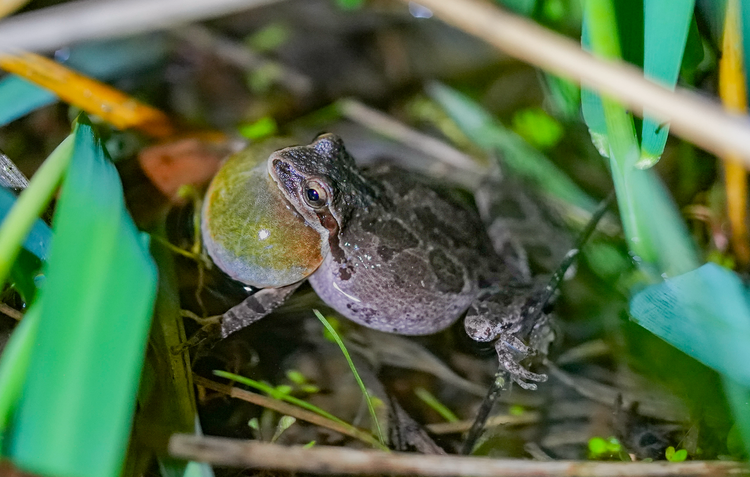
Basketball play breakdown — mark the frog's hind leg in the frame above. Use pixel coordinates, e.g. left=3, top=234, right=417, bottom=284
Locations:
left=475, top=173, right=573, bottom=279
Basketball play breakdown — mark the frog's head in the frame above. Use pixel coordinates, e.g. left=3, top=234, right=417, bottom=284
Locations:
left=269, top=133, right=376, bottom=238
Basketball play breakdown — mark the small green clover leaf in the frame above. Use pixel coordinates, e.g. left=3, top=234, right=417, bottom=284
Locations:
left=588, top=436, right=623, bottom=459
left=665, top=446, right=688, bottom=462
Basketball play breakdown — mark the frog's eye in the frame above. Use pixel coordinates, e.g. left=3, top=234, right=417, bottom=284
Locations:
left=303, top=179, right=329, bottom=208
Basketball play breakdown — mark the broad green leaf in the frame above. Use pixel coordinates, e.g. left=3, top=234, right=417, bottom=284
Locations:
left=0, top=76, right=56, bottom=127
left=8, top=116, right=157, bottom=477
left=639, top=0, right=695, bottom=167
left=630, top=263, right=750, bottom=387
left=427, top=82, right=598, bottom=215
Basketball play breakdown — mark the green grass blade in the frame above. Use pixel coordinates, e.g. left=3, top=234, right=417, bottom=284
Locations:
left=0, top=135, right=73, bottom=285
left=584, top=0, right=699, bottom=276
left=8, top=116, right=158, bottom=477
left=313, top=310, right=386, bottom=446
left=427, top=82, right=598, bottom=215
left=213, top=370, right=349, bottom=427
left=581, top=0, right=642, bottom=157
left=414, top=387, right=459, bottom=423
left=639, top=0, right=695, bottom=167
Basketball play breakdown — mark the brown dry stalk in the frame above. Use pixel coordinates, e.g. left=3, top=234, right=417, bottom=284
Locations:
left=401, top=0, right=750, bottom=168
left=719, top=0, right=750, bottom=266
left=168, top=434, right=749, bottom=477
left=0, top=51, right=176, bottom=138
left=0, top=0, right=30, bottom=20
left=338, top=98, right=484, bottom=173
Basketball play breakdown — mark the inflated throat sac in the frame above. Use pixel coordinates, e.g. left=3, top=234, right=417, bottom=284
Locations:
left=202, top=143, right=325, bottom=288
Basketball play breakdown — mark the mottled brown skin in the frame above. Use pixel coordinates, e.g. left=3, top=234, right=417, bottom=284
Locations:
left=209, top=134, right=554, bottom=389
left=304, top=163, right=505, bottom=335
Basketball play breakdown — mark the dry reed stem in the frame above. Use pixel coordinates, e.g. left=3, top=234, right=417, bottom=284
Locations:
left=401, top=0, right=750, bottom=168
left=168, top=434, right=750, bottom=477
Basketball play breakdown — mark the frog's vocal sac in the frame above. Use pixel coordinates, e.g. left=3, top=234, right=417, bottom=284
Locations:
left=202, top=133, right=550, bottom=389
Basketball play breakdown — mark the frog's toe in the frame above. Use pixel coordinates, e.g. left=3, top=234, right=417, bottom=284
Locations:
left=495, top=340, right=547, bottom=391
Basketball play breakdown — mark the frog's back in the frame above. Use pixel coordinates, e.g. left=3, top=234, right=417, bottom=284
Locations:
left=308, top=164, right=505, bottom=335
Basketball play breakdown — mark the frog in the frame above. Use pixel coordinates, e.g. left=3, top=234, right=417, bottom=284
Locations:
left=201, top=133, right=560, bottom=389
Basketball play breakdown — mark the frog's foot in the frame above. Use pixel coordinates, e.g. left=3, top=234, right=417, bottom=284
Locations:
left=495, top=335, right=547, bottom=390
left=463, top=294, right=525, bottom=343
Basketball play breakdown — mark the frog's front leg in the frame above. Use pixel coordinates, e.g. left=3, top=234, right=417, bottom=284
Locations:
left=177, top=282, right=303, bottom=354
left=464, top=285, right=552, bottom=390
left=221, top=282, right=302, bottom=337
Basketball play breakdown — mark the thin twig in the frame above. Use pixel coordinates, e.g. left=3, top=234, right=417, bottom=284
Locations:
left=168, top=434, right=749, bottom=476
left=338, top=98, right=485, bottom=173
left=461, top=371, right=509, bottom=454
left=0, top=0, right=286, bottom=52
left=192, top=374, right=383, bottom=448
left=402, top=0, right=750, bottom=168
